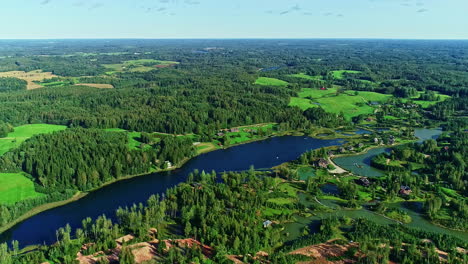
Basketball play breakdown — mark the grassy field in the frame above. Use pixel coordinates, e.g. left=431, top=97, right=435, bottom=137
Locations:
left=103, top=59, right=179, bottom=74
left=298, top=87, right=337, bottom=98
left=289, top=88, right=391, bottom=119
left=221, top=123, right=276, bottom=145
left=332, top=70, right=361, bottom=79
left=289, top=97, right=318, bottom=111
left=104, top=129, right=151, bottom=150
left=0, top=124, right=67, bottom=155
left=0, top=70, right=58, bottom=90
left=288, top=73, right=323, bottom=80
left=255, top=77, right=289, bottom=86
left=0, top=173, right=45, bottom=205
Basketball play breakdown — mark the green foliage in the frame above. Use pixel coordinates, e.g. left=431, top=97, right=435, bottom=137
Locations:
left=0, top=124, right=67, bottom=156
left=0, top=77, right=27, bottom=92
left=255, top=77, right=289, bottom=86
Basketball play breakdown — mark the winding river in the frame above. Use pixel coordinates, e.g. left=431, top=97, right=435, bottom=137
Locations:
left=285, top=127, right=468, bottom=242
left=0, top=136, right=344, bottom=246
left=333, top=128, right=443, bottom=177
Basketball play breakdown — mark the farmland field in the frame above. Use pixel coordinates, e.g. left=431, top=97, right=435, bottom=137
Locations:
left=0, top=124, right=67, bottom=155
left=103, top=59, right=179, bottom=74
left=289, top=88, right=391, bottom=119
left=255, top=77, right=289, bottom=86
left=0, top=70, right=58, bottom=90
left=0, top=173, right=45, bottom=205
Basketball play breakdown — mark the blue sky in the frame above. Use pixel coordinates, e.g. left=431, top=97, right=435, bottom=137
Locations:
left=1, top=0, right=467, bottom=39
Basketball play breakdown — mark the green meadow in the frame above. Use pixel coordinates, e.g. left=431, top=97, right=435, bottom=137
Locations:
left=332, top=70, right=361, bottom=79
left=289, top=88, right=391, bottom=120
left=221, top=123, right=276, bottom=145
left=104, top=129, right=154, bottom=150
left=0, top=173, right=45, bottom=205
left=0, top=124, right=67, bottom=156
left=288, top=73, right=323, bottom=80
left=413, top=93, right=451, bottom=108
left=255, top=77, right=289, bottom=86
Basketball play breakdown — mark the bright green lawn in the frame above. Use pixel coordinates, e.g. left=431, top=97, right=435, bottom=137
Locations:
left=0, top=173, right=45, bottom=205
left=402, top=92, right=451, bottom=108
left=288, top=73, right=323, bottom=80
left=222, top=123, right=276, bottom=145
left=0, top=124, right=67, bottom=156
left=298, top=87, right=338, bottom=99
left=332, top=70, right=361, bottom=79
left=289, top=88, right=391, bottom=119
left=255, top=77, right=289, bottom=86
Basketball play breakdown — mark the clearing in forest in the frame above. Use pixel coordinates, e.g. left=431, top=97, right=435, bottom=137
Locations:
left=0, top=173, right=45, bottom=205
left=0, top=124, right=67, bottom=155
left=0, top=70, right=58, bottom=90
left=255, top=77, right=289, bottom=86
left=288, top=73, right=323, bottom=80
left=332, top=70, right=361, bottom=79
left=75, top=83, right=114, bottom=89
left=289, top=88, right=391, bottom=119
left=102, top=59, right=179, bottom=75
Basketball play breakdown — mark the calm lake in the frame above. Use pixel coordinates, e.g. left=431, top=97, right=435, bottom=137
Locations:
left=0, top=136, right=344, bottom=246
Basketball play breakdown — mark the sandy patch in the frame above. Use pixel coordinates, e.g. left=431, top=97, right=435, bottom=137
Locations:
left=290, top=239, right=360, bottom=264
left=328, top=158, right=348, bottom=174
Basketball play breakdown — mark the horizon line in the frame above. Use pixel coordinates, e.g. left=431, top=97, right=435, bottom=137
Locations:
left=0, top=37, right=468, bottom=41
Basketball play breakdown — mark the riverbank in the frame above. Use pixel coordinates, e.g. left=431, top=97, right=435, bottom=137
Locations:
left=0, top=131, right=296, bottom=236
left=0, top=192, right=87, bottom=234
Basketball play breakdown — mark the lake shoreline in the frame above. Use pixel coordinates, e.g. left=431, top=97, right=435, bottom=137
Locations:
left=0, top=130, right=299, bottom=236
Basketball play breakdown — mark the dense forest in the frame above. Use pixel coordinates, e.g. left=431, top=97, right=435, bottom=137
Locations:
left=1, top=171, right=466, bottom=263
left=0, top=39, right=467, bottom=263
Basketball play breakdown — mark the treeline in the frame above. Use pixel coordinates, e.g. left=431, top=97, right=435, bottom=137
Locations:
left=0, top=129, right=156, bottom=191
left=0, top=69, right=310, bottom=134
left=348, top=219, right=467, bottom=264
left=0, top=121, right=14, bottom=137
left=0, top=78, right=26, bottom=92
left=2, top=171, right=467, bottom=264
left=0, top=129, right=196, bottom=231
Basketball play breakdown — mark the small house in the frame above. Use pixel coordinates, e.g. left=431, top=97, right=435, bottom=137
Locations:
left=357, top=177, right=371, bottom=187
left=217, top=132, right=225, bottom=137
left=339, top=147, right=346, bottom=153
left=399, top=186, right=412, bottom=196
left=374, top=138, right=379, bottom=144
left=315, top=158, right=329, bottom=168
left=263, top=220, right=273, bottom=228
left=320, top=87, right=327, bottom=90
left=358, top=143, right=364, bottom=148
left=230, top=128, right=240, bottom=133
